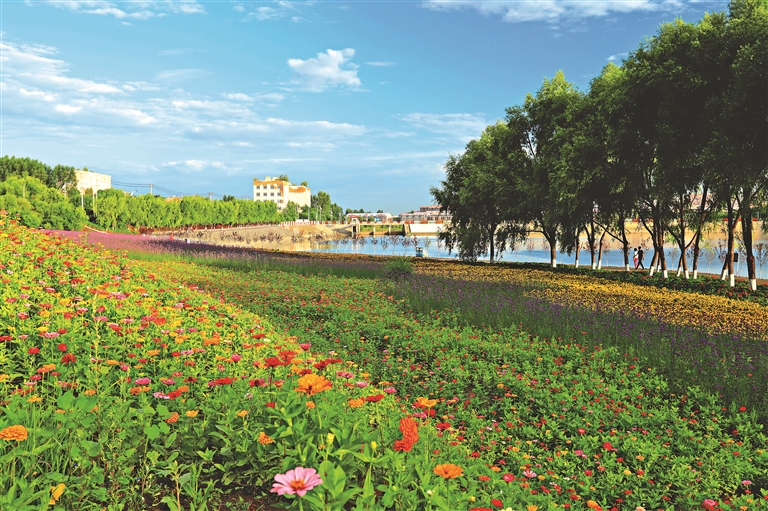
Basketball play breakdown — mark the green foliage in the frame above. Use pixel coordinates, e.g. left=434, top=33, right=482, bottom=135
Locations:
left=437, top=3, right=767, bottom=285
left=0, top=155, right=77, bottom=190
left=0, top=175, right=87, bottom=230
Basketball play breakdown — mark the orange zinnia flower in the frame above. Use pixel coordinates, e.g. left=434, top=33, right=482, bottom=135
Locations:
left=0, top=424, right=28, bottom=441
left=348, top=398, right=365, bottom=408
left=165, top=412, right=180, bottom=423
left=433, top=463, right=463, bottom=479
left=393, top=417, right=419, bottom=452
left=295, top=373, right=332, bottom=396
left=258, top=431, right=275, bottom=444
left=415, top=397, right=437, bottom=409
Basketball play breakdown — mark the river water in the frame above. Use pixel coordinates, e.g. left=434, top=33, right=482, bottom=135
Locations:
left=292, top=236, right=764, bottom=279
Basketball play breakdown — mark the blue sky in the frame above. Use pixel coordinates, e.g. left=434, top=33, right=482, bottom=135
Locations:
left=2, top=0, right=727, bottom=214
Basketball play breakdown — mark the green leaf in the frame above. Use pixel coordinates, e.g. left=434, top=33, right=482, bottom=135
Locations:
left=57, top=391, right=75, bottom=410
left=84, top=440, right=101, bottom=457
left=144, top=424, right=160, bottom=440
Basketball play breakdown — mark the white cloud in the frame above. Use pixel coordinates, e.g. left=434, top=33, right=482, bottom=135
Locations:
left=248, top=7, right=282, bottom=20
left=243, top=0, right=303, bottom=21
left=365, top=61, right=395, bottom=67
left=288, top=48, right=361, bottom=92
left=1, top=41, right=124, bottom=95
left=19, top=88, right=56, bottom=102
left=233, top=4, right=245, bottom=12
left=55, top=104, right=82, bottom=114
left=222, top=92, right=286, bottom=104
left=155, top=69, right=209, bottom=82
left=36, top=0, right=202, bottom=19
left=421, top=0, right=682, bottom=23
left=607, top=52, right=629, bottom=62
left=399, top=112, right=490, bottom=143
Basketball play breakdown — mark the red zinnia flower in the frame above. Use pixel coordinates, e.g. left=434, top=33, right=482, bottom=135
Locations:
left=57, top=343, right=67, bottom=352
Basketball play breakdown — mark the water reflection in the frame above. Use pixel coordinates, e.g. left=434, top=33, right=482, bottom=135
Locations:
left=283, top=235, right=764, bottom=278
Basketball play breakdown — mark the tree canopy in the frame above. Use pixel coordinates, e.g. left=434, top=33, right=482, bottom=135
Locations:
left=431, top=0, right=767, bottom=289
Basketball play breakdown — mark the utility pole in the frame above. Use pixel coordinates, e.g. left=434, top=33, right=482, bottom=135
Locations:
left=208, top=192, right=213, bottom=201
left=149, top=183, right=153, bottom=196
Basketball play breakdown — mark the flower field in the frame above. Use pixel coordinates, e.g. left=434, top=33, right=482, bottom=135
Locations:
left=2, top=218, right=768, bottom=511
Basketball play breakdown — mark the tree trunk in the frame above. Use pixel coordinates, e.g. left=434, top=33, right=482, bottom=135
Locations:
left=574, top=232, right=581, bottom=269
left=739, top=199, right=757, bottom=291
left=551, top=243, right=557, bottom=268
left=725, top=200, right=736, bottom=287
left=586, top=219, right=597, bottom=269
left=692, top=231, right=701, bottom=279
left=691, top=184, right=709, bottom=279
left=656, top=209, right=668, bottom=279
left=649, top=251, right=658, bottom=276
left=641, top=217, right=657, bottom=277
left=597, top=231, right=607, bottom=270
left=621, top=219, right=631, bottom=272
left=489, top=225, right=496, bottom=263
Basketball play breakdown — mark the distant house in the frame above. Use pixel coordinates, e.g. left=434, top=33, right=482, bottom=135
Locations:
left=399, top=205, right=451, bottom=223
left=346, top=212, right=393, bottom=223
left=74, top=170, right=111, bottom=193
left=252, top=176, right=311, bottom=211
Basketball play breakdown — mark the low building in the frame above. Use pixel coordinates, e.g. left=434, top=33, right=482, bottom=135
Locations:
left=253, top=176, right=311, bottom=211
left=399, top=205, right=451, bottom=223
left=346, top=212, right=393, bottom=223
left=74, top=170, right=111, bottom=193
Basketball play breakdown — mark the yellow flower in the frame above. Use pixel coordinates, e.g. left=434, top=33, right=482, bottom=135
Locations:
left=236, top=409, right=248, bottom=418
left=84, top=389, right=97, bottom=396
left=528, top=506, right=539, bottom=511
left=27, top=396, right=43, bottom=403
left=185, top=410, right=199, bottom=417
left=49, top=483, right=65, bottom=505
left=0, top=425, right=28, bottom=441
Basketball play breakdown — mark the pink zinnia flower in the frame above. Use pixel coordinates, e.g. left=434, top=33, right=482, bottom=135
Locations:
left=271, top=467, right=323, bottom=497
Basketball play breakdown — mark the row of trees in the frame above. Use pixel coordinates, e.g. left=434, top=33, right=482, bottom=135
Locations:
left=0, top=156, right=78, bottom=191
left=0, top=158, right=358, bottom=230
left=0, top=176, right=88, bottom=230
left=90, top=189, right=284, bottom=230
left=432, top=0, right=767, bottom=289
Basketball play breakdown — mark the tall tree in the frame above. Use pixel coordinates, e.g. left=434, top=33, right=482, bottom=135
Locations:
left=431, top=123, right=525, bottom=262
left=506, top=71, right=581, bottom=267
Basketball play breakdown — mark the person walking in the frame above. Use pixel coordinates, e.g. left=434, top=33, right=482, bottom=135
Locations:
left=633, top=248, right=639, bottom=269
left=637, top=246, right=645, bottom=269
